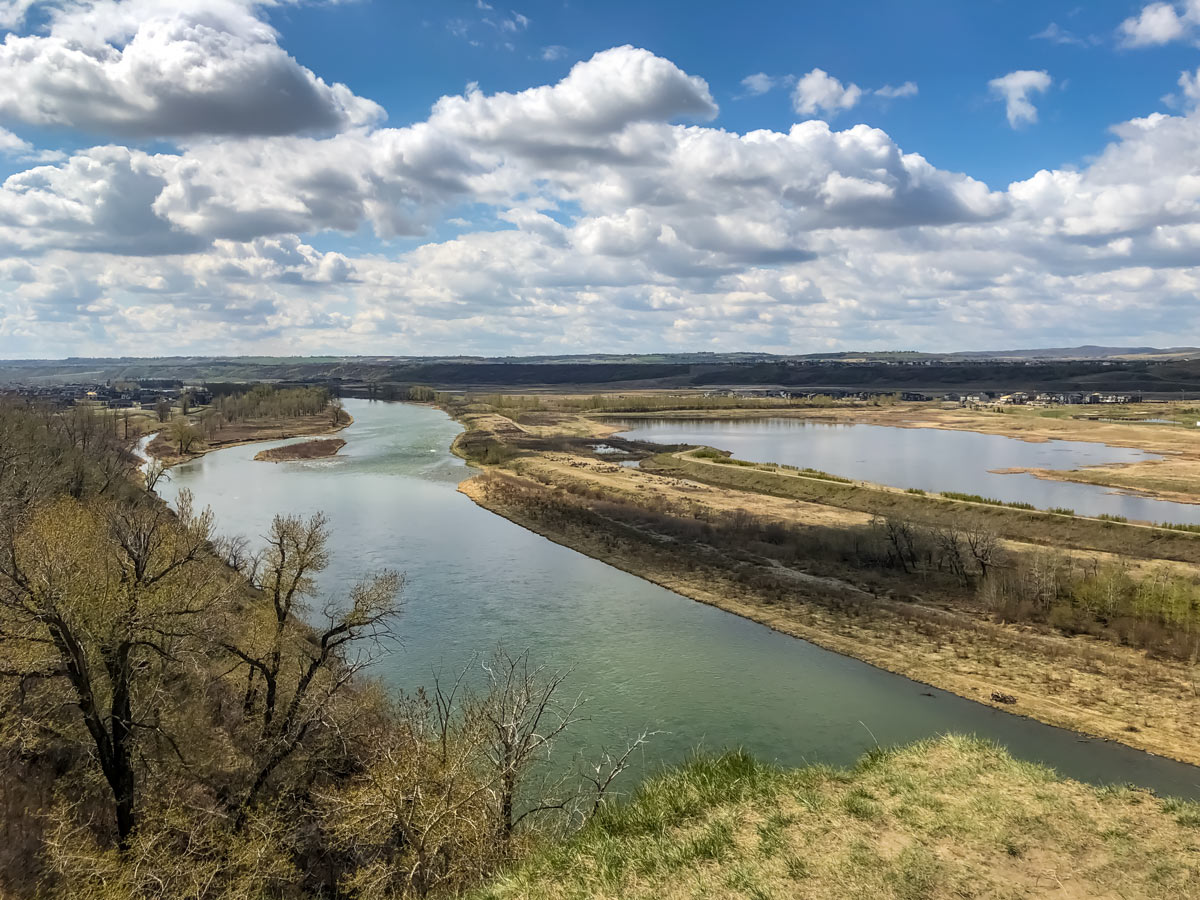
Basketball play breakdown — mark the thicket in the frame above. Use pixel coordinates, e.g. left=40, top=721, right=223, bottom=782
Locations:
left=211, top=384, right=333, bottom=423
left=0, top=403, right=633, bottom=899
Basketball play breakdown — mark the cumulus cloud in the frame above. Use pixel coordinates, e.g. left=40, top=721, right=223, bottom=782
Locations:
left=0, top=126, right=30, bottom=154
left=0, top=0, right=383, bottom=138
left=988, top=70, right=1052, bottom=128
left=1118, top=1, right=1190, bottom=46
left=4, top=44, right=1200, bottom=355
left=792, top=68, right=862, bottom=116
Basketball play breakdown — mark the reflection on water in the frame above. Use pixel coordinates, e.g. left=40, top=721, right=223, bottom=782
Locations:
left=158, top=400, right=1200, bottom=798
left=613, top=417, right=1200, bottom=525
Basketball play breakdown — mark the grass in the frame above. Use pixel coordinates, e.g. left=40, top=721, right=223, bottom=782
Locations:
left=472, top=736, right=1200, bottom=900
left=650, top=451, right=1200, bottom=565
left=1161, top=522, right=1200, bottom=534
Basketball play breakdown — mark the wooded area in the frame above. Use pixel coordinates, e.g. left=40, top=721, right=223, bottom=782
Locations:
left=0, top=401, right=631, bottom=899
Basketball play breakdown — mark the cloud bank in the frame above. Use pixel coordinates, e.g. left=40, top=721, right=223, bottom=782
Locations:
left=0, top=2, right=1199, bottom=356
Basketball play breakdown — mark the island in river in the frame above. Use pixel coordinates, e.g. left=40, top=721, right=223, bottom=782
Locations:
left=254, top=437, right=346, bottom=462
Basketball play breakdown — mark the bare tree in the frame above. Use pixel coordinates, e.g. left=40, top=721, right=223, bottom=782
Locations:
left=0, top=493, right=220, bottom=847
left=965, top=526, right=1002, bottom=579
left=934, top=526, right=969, bottom=585
left=222, top=512, right=402, bottom=827
left=478, top=649, right=583, bottom=846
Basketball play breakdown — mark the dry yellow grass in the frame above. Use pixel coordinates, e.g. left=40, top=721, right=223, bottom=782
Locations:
left=473, top=736, right=1200, bottom=900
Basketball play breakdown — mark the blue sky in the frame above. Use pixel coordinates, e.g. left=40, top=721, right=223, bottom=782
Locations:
left=272, top=1, right=1188, bottom=187
left=0, top=0, right=1198, bottom=357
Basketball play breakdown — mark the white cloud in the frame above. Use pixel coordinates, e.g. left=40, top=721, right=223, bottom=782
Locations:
left=0, top=0, right=383, bottom=138
left=1177, top=67, right=1200, bottom=107
left=740, top=72, right=779, bottom=96
left=1118, top=2, right=1189, bottom=46
left=5, top=45, right=1200, bottom=355
left=874, top=81, right=918, bottom=99
left=792, top=68, right=862, bottom=117
left=988, top=70, right=1052, bottom=128
left=541, top=44, right=567, bottom=61
left=0, top=126, right=31, bottom=155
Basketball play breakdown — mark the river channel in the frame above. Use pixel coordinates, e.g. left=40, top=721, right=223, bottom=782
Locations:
left=612, top=417, right=1200, bottom=525
left=156, top=400, right=1200, bottom=798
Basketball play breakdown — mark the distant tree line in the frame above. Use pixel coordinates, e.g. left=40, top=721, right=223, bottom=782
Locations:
left=211, top=384, right=333, bottom=423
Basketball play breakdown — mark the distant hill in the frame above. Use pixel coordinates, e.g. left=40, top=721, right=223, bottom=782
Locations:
left=947, top=346, right=1200, bottom=361
left=5, top=351, right=1200, bottom=395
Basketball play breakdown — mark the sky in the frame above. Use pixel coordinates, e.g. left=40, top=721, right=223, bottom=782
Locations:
left=0, top=1, right=1199, bottom=357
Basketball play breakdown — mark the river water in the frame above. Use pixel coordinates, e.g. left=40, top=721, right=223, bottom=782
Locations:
left=612, top=417, right=1200, bottom=525
left=157, top=400, right=1200, bottom=798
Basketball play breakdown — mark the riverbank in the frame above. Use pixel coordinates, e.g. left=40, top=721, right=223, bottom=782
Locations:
left=473, top=735, right=1200, bottom=900
left=996, top=457, right=1200, bottom=508
left=145, top=410, right=353, bottom=467
left=254, top=437, right=346, bottom=462
left=459, top=471, right=1200, bottom=767
left=439, top=395, right=1200, bottom=767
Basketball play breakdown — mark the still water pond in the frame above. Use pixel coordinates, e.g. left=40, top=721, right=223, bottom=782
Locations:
left=613, top=417, right=1200, bottom=525
left=160, top=401, right=1200, bottom=798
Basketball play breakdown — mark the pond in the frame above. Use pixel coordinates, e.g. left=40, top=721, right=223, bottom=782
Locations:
left=157, top=400, right=1200, bottom=798
left=611, top=417, right=1200, bottom=525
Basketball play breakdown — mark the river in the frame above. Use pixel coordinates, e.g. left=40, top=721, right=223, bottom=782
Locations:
left=612, top=417, right=1200, bottom=525
left=157, top=400, right=1200, bottom=798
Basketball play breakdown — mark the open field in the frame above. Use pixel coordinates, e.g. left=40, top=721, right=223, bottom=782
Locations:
left=474, top=736, right=1200, bottom=900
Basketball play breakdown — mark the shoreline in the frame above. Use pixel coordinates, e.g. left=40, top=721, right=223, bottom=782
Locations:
left=456, top=473, right=1200, bottom=770
left=143, top=412, right=354, bottom=469
left=598, top=403, right=1200, bottom=455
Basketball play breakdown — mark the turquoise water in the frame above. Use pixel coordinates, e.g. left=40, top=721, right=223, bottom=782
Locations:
left=158, top=400, right=1200, bottom=798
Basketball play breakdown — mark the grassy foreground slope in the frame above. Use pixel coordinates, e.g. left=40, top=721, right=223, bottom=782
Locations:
left=474, top=737, right=1200, bottom=900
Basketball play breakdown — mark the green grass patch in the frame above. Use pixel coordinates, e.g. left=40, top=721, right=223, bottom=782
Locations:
left=471, top=736, right=1200, bottom=900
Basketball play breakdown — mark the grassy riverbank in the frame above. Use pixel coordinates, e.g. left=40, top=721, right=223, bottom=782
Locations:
left=460, top=472, right=1200, bottom=766
left=443, top=394, right=1200, bottom=766
left=473, top=735, right=1200, bottom=900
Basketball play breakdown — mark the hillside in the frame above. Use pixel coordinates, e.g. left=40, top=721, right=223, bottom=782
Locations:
left=7, top=353, right=1200, bottom=394
left=474, top=736, right=1200, bottom=900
